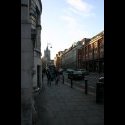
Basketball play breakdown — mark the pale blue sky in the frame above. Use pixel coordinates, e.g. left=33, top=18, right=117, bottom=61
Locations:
left=41, top=0, right=104, bottom=59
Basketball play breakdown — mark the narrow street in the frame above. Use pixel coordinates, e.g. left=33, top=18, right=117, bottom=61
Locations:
left=35, top=76, right=104, bottom=125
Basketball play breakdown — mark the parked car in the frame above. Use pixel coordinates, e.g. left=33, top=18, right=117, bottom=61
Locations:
left=66, top=69, right=75, bottom=74
left=77, top=69, right=89, bottom=76
left=68, top=70, right=84, bottom=80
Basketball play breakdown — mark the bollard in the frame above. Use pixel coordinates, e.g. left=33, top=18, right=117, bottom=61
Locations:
left=96, top=82, right=104, bottom=104
left=71, top=78, right=73, bottom=88
left=85, top=79, right=88, bottom=94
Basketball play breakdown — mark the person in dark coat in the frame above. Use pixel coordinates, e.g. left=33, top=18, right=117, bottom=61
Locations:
left=55, top=69, right=60, bottom=85
left=42, top=68, right=46, bottom=82
left=46, top=69, right=51, bottom=86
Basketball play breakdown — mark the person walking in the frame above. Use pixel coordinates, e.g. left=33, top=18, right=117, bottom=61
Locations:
left=42, top=68, right=46, bottom=82
left=46, top=68, right=51, bottom=86
left=55, top=69, right=59, bottom=85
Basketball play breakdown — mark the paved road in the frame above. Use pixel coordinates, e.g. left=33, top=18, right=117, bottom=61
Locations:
left=35, top=76, right=104, bottom=125
left=61, top=72, right=104, bottom=94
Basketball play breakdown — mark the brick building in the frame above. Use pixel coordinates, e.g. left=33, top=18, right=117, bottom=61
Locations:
left=54, top=51, right=63, bottom=70
left=61, top=41, right=85, bottom=69
left=80, top=31, right=104, bottom=72
left=59, top=31, right=104, bottom=73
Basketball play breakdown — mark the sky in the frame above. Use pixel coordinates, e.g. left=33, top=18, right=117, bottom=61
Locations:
left=41, top=0, right=104, bottom=60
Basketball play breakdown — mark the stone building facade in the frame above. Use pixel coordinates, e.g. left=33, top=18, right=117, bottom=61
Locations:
left=77, top=38, right=91, bottom=69
left=31, top=0, right=42, bottom=89
left=61, top=40, right=89, bottom=70
left=21, top=0, right=42, bottom=125
left=59, top=31, right=104, bottom=73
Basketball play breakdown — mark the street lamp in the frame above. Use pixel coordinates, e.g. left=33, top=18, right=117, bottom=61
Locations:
left=47, top=42, right=52, bottom=48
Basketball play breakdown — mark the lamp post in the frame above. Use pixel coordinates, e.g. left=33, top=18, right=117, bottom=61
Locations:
left=47, top=42, right=52, bottom=48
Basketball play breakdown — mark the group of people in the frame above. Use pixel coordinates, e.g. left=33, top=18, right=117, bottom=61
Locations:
left=42, top=67, right=60, bottom=86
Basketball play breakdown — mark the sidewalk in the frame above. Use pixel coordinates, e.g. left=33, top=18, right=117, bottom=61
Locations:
left=35, top=76, right=104, bottom=125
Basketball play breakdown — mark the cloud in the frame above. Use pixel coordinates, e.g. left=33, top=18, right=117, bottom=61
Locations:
left=60, top=0, right=96, bottom=46
left=65, top=0, right=94, bottom=16
left=60, top=15, right=89, bottom=43
left=68, top=7, right=95, bottom=17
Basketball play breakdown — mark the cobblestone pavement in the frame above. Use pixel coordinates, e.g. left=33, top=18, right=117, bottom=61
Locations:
left=35, top=76, right=104, bottom=125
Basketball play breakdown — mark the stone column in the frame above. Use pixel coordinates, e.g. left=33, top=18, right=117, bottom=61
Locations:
left=33, top=22, right=42, bottom=88
left=21, top=0, right=33, bottom=125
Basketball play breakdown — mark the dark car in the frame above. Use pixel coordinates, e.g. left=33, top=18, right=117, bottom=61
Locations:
left=77, top=69, right=89, bottom=76
left=68, top=71, right=84, bottom=80
left=66, top=69, right=75, bottom=74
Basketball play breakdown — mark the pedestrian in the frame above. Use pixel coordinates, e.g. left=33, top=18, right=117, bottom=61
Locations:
left=46, top=69, right=51, bottom=86
left=55, top=69, right=59, bottom=85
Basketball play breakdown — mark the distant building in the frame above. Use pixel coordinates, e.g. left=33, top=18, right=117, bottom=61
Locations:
left=41, top=57, right=47, bottom=70
left=61, top=40, right=89, bottom=69
left=54, top=51, right=63, bottom=70
left=44, top=46, right=51, bottom=67
left=77, top=38, right=91, bottom=69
